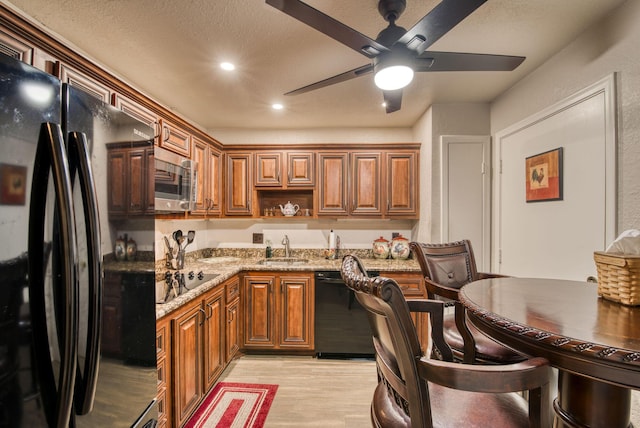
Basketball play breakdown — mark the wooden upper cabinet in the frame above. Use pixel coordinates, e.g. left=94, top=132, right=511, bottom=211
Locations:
left=191, top=136, right=222, bottom=216
left=224, top=153, right=253, bottom=215
left=350, top=152, right=382, bottom=216
left=112, top=93, right=158, bottom=140
left=56, top=61, right=111, bottom=103
left=317, top=152, right=348, bottom=216
left=107, top=143, right=153, bottom=217
left=386, top=150, right=419, bottom=217
left=255, top=151, right=315, bottom=188
left=0, top=28, right=34, bottom=64
left=255, top=152, right=282, bottom=187
left=160, top=118, right=191, bottom=157
left=287, top=152, right=315, bottom=187
left=191, top=137, right=208, bottom=214
left=207, top=147, right=222, bottom=215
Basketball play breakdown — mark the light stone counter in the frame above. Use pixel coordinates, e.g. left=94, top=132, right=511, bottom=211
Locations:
left=155, top=256, right=421, bottom=319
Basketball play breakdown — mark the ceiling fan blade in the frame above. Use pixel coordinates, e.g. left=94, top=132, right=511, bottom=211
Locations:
left=415, top=51, right=525, bottom=72
left=285, top=64, right=374, bottom=96
left=266, top=0, right=388, bottom=58
left=398, top=0, right=487, bottom=55
left=383, top=90, right=402, bottom=114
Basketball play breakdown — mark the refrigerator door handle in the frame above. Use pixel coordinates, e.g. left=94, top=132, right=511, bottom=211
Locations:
left=28, top=122, right=79, bottom=428
left=67, top=131, right=102, bottom=415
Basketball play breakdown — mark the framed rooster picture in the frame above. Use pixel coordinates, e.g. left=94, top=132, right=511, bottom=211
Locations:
left=525, top=147, right=563, bottom=202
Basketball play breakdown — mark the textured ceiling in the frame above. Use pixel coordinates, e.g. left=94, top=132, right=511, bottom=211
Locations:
left=5, top=0, right=627, bottom=130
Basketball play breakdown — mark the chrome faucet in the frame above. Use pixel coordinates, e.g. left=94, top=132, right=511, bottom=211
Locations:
left=282, top=235, right=290, bottom=258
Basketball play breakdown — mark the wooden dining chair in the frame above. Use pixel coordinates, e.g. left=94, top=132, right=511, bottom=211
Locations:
left=340, top=254, right=552, bottom=428
left=410, top=240, right=525, bottom=364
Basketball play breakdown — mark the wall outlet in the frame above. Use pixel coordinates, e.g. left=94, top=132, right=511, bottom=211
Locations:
left=253, top=233, right=264, bottom=244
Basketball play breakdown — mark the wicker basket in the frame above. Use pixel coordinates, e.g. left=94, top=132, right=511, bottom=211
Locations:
left=593, top=251, right=640, bottom=306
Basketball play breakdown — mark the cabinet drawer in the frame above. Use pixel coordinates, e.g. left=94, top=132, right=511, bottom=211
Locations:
left=380, top=272, right=425, bottom=298
left=226, top=278, right=240, bottom=301
left=157, top=386, right=167, bottom=427
left=156, top=323, right=167, bottom=358
left=157, top=357, right=167, bottom=387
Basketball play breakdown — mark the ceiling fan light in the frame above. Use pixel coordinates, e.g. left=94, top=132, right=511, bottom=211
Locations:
left=374, top=65, right=414, bottom=90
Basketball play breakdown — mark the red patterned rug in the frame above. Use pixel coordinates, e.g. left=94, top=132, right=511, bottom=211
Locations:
left=184, top=382, right=278, bottom=428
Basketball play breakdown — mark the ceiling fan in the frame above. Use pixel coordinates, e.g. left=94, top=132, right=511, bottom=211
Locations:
left=266, top=0, right=525, bottom=113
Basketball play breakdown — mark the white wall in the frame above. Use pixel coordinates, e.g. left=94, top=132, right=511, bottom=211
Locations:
left=491, top=0, right=640, bottom=234
left=411, top=103, right=491, bottom=243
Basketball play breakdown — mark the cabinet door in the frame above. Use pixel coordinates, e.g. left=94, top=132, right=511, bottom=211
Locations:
left=317, top=152, right=348, bottom=215
left=351, top=152, right=382, bottom=216
left=0, top=28, right=34, bottom=64
left=243, top=275, right=276, bottom=348
left=279, top=275, right=314, bottom=348
left=107, top=149, right=127, bottom=215
left=207, top=147, right=222, bottom=215
left=191, top=137, right=209, bottom=214
left=102, top=272, right=122, bottom=356
left=386, top=151, right=418, bottom=217
left=287, top=152, right=315, bottom=187
left=173, top=304, right=203, bottom=427
left=225, top=153, right=253, bottom=216
left=112, top=93, right=158, bottom=139
left=127, top=148, right=146, bottom=214
left=146, top=148, right=155, bottom=214
left=225, top=277, right=241, bottom=361
left=56, top=61, right=111, bottom=103
left=203, top=288, right=225, bottom=391
left=381, top=271, right=429, bottom=354
left=160, top=118, right=191, bottom=157
left=226, top=298, right=240, bottom=362
left=255, top=152, right=282, bottom=187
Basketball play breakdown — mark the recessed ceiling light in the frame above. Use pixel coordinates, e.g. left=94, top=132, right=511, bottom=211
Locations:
left=220, top=62, right=235, bottom=71
left=381, top=102, right=387, bottom=108
left=272, top=103, right=284, bottom=110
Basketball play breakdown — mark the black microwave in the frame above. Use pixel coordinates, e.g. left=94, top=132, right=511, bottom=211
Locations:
left=155, top=147, right=197, bottom=212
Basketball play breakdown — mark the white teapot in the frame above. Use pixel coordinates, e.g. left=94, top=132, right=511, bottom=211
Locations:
left=279, top=201, right=300, bottom=216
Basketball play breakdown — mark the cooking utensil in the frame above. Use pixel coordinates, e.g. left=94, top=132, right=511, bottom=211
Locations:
left=185, top=230, right=195, bottom=249
left=164, top=236, right=172, bottom=252
left=173, top=230, right=183, bottom=246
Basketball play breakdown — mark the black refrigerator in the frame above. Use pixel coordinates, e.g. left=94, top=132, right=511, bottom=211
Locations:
left=0, top=53, right=158, bottom=426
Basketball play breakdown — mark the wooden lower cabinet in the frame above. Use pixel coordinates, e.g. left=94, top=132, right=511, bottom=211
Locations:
left=157, top=275, right=242, bottom=427
left=380, top=271, right=430, bottom=355
left=225, top=277, right=241, bottom=361
left=168, top=283, right=227, bottom=427
left=156, top=317, right=171, bottom=428
left=243, top=272, right=314, bottom=351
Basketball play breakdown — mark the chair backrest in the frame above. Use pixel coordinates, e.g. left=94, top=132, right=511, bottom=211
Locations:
left=410, top=240, right=478, bottom=297
left=340, top=254, right=451, bottom=427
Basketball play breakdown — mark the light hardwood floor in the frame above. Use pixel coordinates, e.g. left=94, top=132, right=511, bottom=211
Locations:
left=218, top=355, right=378, bottom=427
left=218, top=355, right=640, bottom=427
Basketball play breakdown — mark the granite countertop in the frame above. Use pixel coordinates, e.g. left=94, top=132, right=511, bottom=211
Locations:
left=104, top=260, right=156, bottom=273
left=155, top=256, right=421, bottom=319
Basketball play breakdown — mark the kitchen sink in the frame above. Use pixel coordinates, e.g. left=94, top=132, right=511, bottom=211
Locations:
left=257, top=257, right=310, bottom=266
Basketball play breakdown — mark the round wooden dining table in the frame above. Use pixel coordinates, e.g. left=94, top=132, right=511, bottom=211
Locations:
left=459, top=277, right=640, bottom=428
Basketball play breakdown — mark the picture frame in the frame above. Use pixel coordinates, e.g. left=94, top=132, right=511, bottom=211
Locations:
left=525, top=147, right=563, bottom=202
left=0, top=163, right=28, bottom=205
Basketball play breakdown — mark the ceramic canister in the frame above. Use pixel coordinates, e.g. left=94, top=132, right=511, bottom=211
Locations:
left=114, top=236, right=126, bottom=261
left=372, top=236, right=390, bottom=259
left=390, top=234, right=411, bottom=260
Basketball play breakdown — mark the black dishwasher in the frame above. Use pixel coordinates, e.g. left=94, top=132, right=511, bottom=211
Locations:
left=314, top=270, right=378, bottom=359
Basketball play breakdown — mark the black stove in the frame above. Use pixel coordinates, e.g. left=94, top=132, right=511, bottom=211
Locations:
left=157, top=270, right=219, bottom=304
